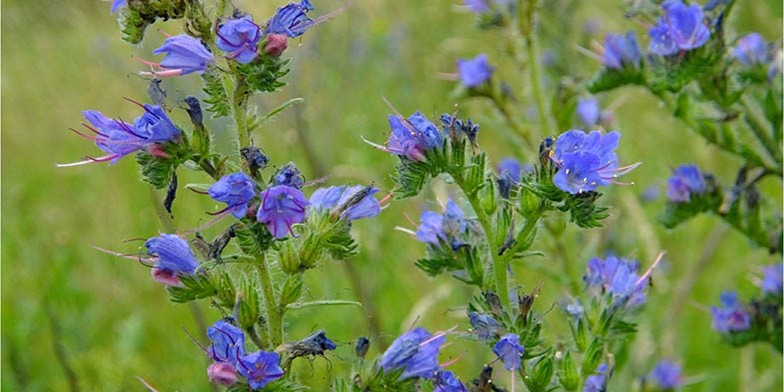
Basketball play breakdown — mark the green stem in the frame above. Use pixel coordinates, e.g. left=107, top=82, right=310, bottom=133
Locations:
left=524, top=34, right=551, bottom=137
left=254, top=253, right=283, bottom=348
left=453, top=175, right=510, bottom=307
left=487, top=89, right=535, bottom=150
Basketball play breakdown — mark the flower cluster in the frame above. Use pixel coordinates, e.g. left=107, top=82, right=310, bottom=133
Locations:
left=145, top=234, right=199, bottom=287
left=457, top=54, right=494, bottom=88
left=732, top=33, right=768, bottom=67
left=379, top=327, right=448, bottom=380
left=309, top=185, right=382, bottom=221
left=648, top=0, right=711, bottom=56
left=216, top=15, right=262, bottom=64
left=207, top=320, right=284, bottom=388
left=366, top=111, right=443, bottom=161
left=416, top=200, right=468, bottom=251
left=711, top=291, right=751, bottom=333
left=666, top=164, right=706, bottom=202
left=496, top=157, right=525, bottom=199
left=584, top=255, right=651, bottom=308
left=602, top=31, right=642, bottom=69
left=647, top=360, right=683, bottom=390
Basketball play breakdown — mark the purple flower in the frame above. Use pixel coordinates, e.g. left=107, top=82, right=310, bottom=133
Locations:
left=583, top=364, right=609, bottom=392
left=465, top=0, right=490, bottom=13
left=415, top=200, right=467, bottom=250
left=468, top=311, right=501, bottom=340
left=367, top=111, right=442, bottom=161
left=648, top=360, right=683, bottom=389
left=236, top=351, right=284, bottom=389
left=577, top=98, right=601, bottom=126
left=564, top=300, right=584, bottom=318
left=379, top=327, right=446, bottom=380
left=603, top=32, right=642, bottom=69
left=761, top=264, right=783, bottom=295
left=145, top=234, right=199, bottom=286
left=551, top=130, right=637, bottom=194
left=498, top=158, right=523, bottom=185
left=134, top=104, right=181, bottom=143
left=111, top=0, right=126, bottom=13
left=666, top=164, right=705, bottom=202
left=457, top=54, right=494, bottom=88
left=732, top=33, right=768, bottom=67
left=152, top=34, right=214, bottom=76
left=207, top=362, right=238, bottom=387
left=216, top=16, right=262, bottom=64
left=208, top=173, right=256, bottom=219
left=310, top=185, right=382, bottom=221
left=492, top=334, right=524, bottom=371
left=208, top=320, right=246, bottom=364
left=711, top=291, right=751, bottom=333
left=265, top=0, right=316, bottom=38
left=257, top=185, right=309, bottom=239
left=272, top=163, right=304, bottom=189
left=648, top=0, right=711, bottom=56
left=434, top=370, right=467, bottom=392
left=584, top=256, right=648, bottom=307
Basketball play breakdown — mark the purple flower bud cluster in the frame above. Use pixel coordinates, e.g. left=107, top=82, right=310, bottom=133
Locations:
left=647, top=360, right=683, bottom=389
left=551, top=129, right=638, bottom=194
left=207, top=320, right=284, bottom=389
left=732, top=33, right=768, bottom=67
left=584, top=255, right=650, bottom=308
left=266, top=0, right=316, bottom=38
left=648, top=0, right=711, bottom=56
left=379, top=327, right=449, bottom=380
left=602, top=32, right=642, bottom=69
left=711, top=291, right=751, bottom=332
left=761, top=263, right=783, bottom=295
left=366, top=111, right=443, bottom=161
left=416, top=200, right=468, bottom=251
left=666, top=164, right=706, bottom=203
left=457, top=54, right=494, bottom=88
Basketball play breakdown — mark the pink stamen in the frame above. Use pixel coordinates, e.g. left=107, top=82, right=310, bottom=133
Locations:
left=439, top=355, right=461, bottom=368
left=636, top=251, right=666, bottom=286
left=132, top=55, right=161, bottom=67
left=92, top=245, right=155, bottom=264
left=68, top=128, right=99, bottom=141
left=139, top=69, right=185, bottom=78
left=80, top=123, right=109, bottom=137
left=379, top=192, right=394, bottom=206
left=136, top=376, right=161, bottom=392
left=182, top=210, right=231, bottom=234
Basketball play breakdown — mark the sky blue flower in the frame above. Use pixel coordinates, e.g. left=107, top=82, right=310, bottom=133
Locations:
left=584, top=256, right=649, bottom=308
left=265, top=0, right=316, bottom=38
left=236, top=351, right=285, bottom=389
left=564, top=300, right=584, bottom=318
left=457, top=54, right=494, bottom=88
left=145, top=234, right=199, bottom=286
left=648, top=360, right=683, bottom=389
left=468, top=311, right=501, bottom=340
left=602, top=32, right=641, bottom=69
left=257, top=185, right=309, bottom=239
left=648, top=0, right=711, bottom=56
left=732, top=33, right=768, bottom=67
left=216, top=16, right=262, bottom=64
left=492, top=334, right=525, bottom=371
left=583, top=364, right=609, bottom=392
left=577, top=98, right=601, bottom=127
left=551, top=130, right=636, bottom=194
left=272, top=162, right=304, bottom=189
left=367, top=111, right=443, bottom=161
left=208, top=173, right=257, bottom=219
left=761, top=264, right=783, bottom=295
left=111, top=0, right=126, bottom=14
left=711, top=291, right=751, bottom=333
left=666, top=164, right=705, bottom=202
left=309, top=185, right=381, bottom=221
left=434, top=370, right=467, bottom=392
left=415, top=200, right=467, bottom=250
left=152, top=34, right=214, bottom=76
left=379, top=327, right=446, bottom=380
left=208, top=319, right=246, bottom=364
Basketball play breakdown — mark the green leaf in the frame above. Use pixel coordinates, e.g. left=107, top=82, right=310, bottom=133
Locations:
left=557, top=351, right=580, bottom=391
left=279, top=274, right=303, bottom=307
left=166, top=273, right=217, bottom=303
left=136, top=151, right=178, bottom=189
left=286, top=300, right=362, bottom=310
left=236, top=274, right=261, bottom=329
left=587, top=66, right=645, bottom=94
left=235, top=221, right=274, bottom=256
left=202, top=69, right=230, bottom=118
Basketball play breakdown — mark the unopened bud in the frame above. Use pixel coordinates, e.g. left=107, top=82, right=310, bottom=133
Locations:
left=207, top=362, right=238, bottom=386
left=151, top=267, right=182, bottom=287
left=264, top=34, right=288, bottom=57
left=355, top=336, right=370, bottom=359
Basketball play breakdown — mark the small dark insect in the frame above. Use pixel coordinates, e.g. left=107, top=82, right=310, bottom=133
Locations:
left=281, top=330, right=337, bottom=369
left=538, top=136, right=555, bottom=168
left=240, top=146, right=269, bottom=177
left=163, top=171, right=178, bottom=215
left=483, top=291, right=503, bottom=317
left=183, top=96, right=203, bottom=127
left=471, top=365, right=503, bottom=392
left=147, top=78, right=167, bottom=107
left=354, top=336, right=370, bottom=359
left=334, top=185, right=375, bottom=217
left=208, top=224, right=238, bottom=262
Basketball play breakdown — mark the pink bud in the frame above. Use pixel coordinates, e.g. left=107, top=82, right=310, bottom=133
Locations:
left=147, top=144, right=170, bottom=158
left=264, top=34, right=288, bottom=57
left=151, top=267, right=183, bottom=287
left=207, top=362, right=238, bottom=386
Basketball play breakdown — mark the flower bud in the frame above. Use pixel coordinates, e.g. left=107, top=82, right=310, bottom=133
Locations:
left=151, top=267, right=183, bottom=287
left=207, top=362, right=238, bottom=386
left=278, top=241, right=301, bottom=275
left=355, top=336, right=370, bottom=359
left=264, top=34, right=288, bottom=57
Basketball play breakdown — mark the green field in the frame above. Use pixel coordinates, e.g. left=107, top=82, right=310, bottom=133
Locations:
left=2, top=0, right=782, bottom=390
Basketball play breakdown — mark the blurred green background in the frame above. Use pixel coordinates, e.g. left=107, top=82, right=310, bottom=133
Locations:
left=2, top=0, right=782, bottom=390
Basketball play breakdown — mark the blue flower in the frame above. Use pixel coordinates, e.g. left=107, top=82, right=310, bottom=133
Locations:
left=272, top=163, right=304, bottom=189
left=111, top=0, right=126, bottom=14
left=434, top=370, right=467, bottom=392
left=299, top=330, right=337, bottom=352
left=648, top=0, right=711, bottom=56
left=208, top=173, right=257, bottom=219
left=666, top=164, right=705, bottom=202
left=551, top=130, right=637, bottom=194
left=468, top=311, right=501, bottom=340
left=216, top=16, right=262, bottom=64
left=379, top=327, right=446, bottom=380
left=497, top=157, right=524, bottom=199
left=711, top=291, right=751, bottom=333
left=310, top=185, right=381, bottom=221
left=732, top=33, right=768, bottom=67
left=492, top=334, right=524, bottom=371
left=457, top=54, right=493, bottom=88
left=134, top=104, right=181, bottom=143
left=648, top=360, right=683, bottom=389
left=145, top=234, right=199, bottom=286
left=257, top=185, right=309, bottom=239
left=583, top=364, right=609, bottom=392
left=152, top=34, right=214, bottom=75
left=236, top=351, right=285, bottom=389
left=564, top=300, right=584, bottom=318
left=761, top=264, right=783, bottom=295
left=464, top=0, right=490, bottom=13
left=367, top=111, right=442, bottom=161
left=584, top=256, right=648, bottom=308
left=602, top=32, right=641, bottom=69
left=265, top=0, right=316, bottom=38
left=415, top=200, right=467, bottom=250
left=576, top=98, right=601, bottom=127
left=208, top=320, right=246, bottom=364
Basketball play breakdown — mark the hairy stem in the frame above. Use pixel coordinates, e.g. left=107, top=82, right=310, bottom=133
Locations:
left=525, top=35, right=551, bottom=137
left=254, top=253, right=283, bottom=348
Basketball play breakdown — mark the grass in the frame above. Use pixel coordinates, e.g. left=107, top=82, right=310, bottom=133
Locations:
left=2, top=0, right=782, bottom=390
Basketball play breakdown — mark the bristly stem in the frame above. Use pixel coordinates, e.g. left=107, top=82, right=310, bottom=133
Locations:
left=525, top=34, right=552, bottom=137
left=254, top=253, right=283, bottom=348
